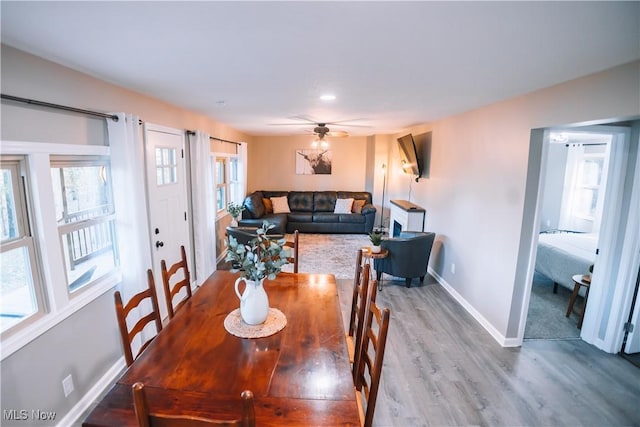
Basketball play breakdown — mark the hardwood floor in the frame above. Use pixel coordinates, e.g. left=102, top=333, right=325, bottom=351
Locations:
left=336, top=276, right=640, bottom=426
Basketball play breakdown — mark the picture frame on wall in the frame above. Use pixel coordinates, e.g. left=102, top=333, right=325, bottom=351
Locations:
left=296, top=149, right=332, bottom=175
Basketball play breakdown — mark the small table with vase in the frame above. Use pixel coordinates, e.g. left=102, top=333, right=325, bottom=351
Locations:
left=361, top=246, right=389, bottom=291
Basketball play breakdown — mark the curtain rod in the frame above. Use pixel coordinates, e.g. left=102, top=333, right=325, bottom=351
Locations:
left=1, top=93, right=119, bottom=121
left=186, top=130, right=240, bottom=145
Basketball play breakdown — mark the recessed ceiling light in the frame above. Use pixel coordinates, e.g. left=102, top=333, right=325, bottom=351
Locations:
left=320, top=94, right=336, bottom=101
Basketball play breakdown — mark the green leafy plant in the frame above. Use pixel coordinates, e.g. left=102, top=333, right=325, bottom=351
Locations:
left=228, top=201, right=245, bottom=219
left=369, top=230, right=383, bottom=246
left=225, top=221, right=288, bottom=281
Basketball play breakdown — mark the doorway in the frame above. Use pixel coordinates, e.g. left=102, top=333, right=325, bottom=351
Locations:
left=525, top=130, right=613, bottom=339
left=144, top=123, right=191, bottom=321
left=517, top=120, right=640, bottom=355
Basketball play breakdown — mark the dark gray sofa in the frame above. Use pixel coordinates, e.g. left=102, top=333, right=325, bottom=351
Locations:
left=238, top=190, right=376, bottom=234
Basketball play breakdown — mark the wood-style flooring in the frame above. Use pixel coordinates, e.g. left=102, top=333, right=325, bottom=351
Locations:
left=336, top=276, right=640, bottom=427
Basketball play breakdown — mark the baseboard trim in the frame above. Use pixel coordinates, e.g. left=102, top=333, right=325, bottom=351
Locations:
left=57, top=357, right=126, bottom=427
left=428, top=267, right=514, bottom=347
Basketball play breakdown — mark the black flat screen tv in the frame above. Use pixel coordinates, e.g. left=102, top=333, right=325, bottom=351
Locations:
left=397, top=133, right=422, bottom=181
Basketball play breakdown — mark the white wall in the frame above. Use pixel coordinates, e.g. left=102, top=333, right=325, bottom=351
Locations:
left=385, top=61, right=640, bottom=341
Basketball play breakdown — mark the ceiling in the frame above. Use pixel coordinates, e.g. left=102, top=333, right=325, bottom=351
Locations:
left=1, top=1, right=639, bottom=137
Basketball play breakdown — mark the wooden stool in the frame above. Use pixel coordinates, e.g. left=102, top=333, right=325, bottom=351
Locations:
left=566, top=274, right=591, bottom=329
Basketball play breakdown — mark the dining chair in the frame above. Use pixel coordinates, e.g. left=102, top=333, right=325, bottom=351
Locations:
left=283, top=230, right=299, bottom=273
left=346, top=255, right=371, bottom=364
left=161, top=245, right=192, bottom=319
left=132, top=382, right=256, bottom=427
left=114, top=269, right=163, bottom=367
left=353, top=297, right=390, bottom=427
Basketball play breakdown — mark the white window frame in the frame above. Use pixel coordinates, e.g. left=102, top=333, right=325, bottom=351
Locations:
left=50, top=156, right=119, bottom=294
left=0, top=157, right=47, bottom=335
left=215, top=157, right=227, bottom=215
left=1, top=142, right=121, bottom=359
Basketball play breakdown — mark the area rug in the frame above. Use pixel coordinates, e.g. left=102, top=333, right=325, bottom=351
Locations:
left=280, top=233, right=370, bottom=279
left=524, top=272, right=581, bottom=340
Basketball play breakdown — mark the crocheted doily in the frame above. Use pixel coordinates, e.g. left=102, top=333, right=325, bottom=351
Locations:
left=223, top=308, right=287, bottom=338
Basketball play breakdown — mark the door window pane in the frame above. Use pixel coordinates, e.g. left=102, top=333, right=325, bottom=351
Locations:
left=155, top=148, right=177, bottom=185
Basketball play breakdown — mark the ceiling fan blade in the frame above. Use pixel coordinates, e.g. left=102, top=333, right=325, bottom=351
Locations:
left=328, top=130, right=349, bottom=138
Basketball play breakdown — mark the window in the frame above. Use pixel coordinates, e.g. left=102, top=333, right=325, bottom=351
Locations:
left=50, top=157, right=119, bottom=292
left=1, top=158, right=45, bottom=334
left=573, top=153, right=605, bottom=220
left=229, top=157, right=242, bottom=205
left=215, top=158, right=227, bottom=212
left=155, top=147, right=177, bottom=185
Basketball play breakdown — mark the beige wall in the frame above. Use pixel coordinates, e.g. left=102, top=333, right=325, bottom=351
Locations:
left=385, top=60, right=640, bottom=338
left=247, top=134, right=370, bottom=192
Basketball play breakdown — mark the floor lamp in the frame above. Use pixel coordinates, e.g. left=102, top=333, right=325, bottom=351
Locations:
left=379, top=163, right=386, bottom=232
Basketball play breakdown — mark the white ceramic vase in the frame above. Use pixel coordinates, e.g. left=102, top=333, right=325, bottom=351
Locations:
left=234, top=277, right=270, bottom=325
left=371, top=245, right=381, bottom=253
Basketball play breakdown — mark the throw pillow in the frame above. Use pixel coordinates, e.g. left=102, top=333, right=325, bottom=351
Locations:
left=334, top=198, right=354, bottom=214
left=271, top=196, right=291, bottom=214
left=352, top=199, right=366, bottom=214
left=263, top=198, right=273, bottom=214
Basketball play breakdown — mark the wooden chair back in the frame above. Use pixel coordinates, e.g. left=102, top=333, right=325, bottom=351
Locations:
left=114, top=269, right=163, bottom=367
left=347, top=258, right=371, bottom=364
left=161, top=245, right=192, bottom=319
left=353, top=296, right=390, bottom=427
left=132, top=382, right=256, bottom=427
left=283, top=230, right=299, bottom=273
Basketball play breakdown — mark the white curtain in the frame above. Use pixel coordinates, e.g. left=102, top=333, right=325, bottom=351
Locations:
left=238, top=142, right=248, bottom=198
left=107, top=113, right=153, bottom=297
left=189, top=131, right=217, bottom=286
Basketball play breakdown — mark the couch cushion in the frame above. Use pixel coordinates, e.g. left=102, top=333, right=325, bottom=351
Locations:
left=244, top=191, right=265, bottom=218
left=313, top=213, right=338, bottom=223
left=338, top=213, right=366, bottom=224
left=288, top=191, right=314, bottom=212
left=288, top=212, right=313, bottom=223
left=314, top=191, right=337, bottom=212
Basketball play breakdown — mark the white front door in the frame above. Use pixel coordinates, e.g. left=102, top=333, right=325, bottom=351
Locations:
left=144, top=124, right=190, bottom=321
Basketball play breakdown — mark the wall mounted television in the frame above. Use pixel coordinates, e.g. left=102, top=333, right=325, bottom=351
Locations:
left=397, top=133, right=422, bottom=181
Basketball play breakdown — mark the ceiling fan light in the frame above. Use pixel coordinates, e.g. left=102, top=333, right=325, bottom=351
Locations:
left=320, top=94, right=336, bottom=101
left=311, top=139, right=319, bottom=148
left=320, top=140, right=329, bottom=149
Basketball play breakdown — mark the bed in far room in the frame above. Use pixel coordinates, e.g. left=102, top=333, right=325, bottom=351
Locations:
left=535, top=231, right=598, bottom=291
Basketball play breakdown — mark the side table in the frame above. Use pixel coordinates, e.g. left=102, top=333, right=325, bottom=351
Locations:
left=361, top=247, right=389, bottom=291
left=566, top=274, right=591, bottom=329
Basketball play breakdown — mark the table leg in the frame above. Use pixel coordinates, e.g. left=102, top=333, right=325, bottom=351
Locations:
left=566, top=282, right=581, bottom=318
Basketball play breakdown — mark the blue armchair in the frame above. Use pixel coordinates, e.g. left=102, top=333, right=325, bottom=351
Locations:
left=374, top=231, right=436, bottom=287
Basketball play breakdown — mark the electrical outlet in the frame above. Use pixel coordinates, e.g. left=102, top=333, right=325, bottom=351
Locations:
left=451, top=263, right=456, bottom=274
left=62, top=374, right=74, bottom=397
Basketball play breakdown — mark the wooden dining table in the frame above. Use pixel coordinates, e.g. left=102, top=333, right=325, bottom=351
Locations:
left=83, top=270, right=360, bottom=426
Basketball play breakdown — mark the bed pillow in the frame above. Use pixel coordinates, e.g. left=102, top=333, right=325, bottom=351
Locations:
left=271, top=196, right=291, bottom=214
left=334, top=198, right=354, bottom=214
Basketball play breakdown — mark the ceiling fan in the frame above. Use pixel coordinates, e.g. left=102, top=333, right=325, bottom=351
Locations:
left=270, top=115, right=370, bottom=138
